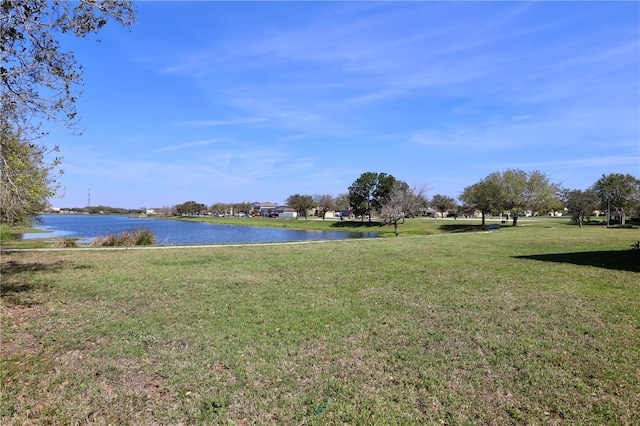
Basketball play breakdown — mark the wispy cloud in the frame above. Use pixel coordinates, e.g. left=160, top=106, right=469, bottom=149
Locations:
left=65, top=140, right=295, bottom=185
left=53, top=1, right=638, bottom=208
left=152, top=138, right=223, bottom=153
left=408, top=102, right=639, bottom=155
left=518, top=156, right=639, bottom=170
left=175, top=117, right=269, bottom=128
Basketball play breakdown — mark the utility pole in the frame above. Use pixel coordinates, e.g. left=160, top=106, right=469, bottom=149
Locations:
left=88, top=188, right=91, bottom=208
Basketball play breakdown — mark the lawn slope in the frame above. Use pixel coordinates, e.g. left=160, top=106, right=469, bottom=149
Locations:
left=1, top=224, right=638, bottom=424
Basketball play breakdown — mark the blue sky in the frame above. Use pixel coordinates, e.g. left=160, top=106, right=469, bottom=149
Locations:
left=47, top=1, right=639, bottom=209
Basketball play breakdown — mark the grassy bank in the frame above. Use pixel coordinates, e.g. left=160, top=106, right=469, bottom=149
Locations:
left=1, top=223, right=639, bottom=424
left=175, top=215, right=567, bottom=237
left=0, top=224, right=50, bottom=249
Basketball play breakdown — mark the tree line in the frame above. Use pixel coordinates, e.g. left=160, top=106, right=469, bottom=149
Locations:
left=460, top=171, right=639, bottom=227
left=171, top=170, right=639, bottom=236
left=279, top=170, right=639, bottom=233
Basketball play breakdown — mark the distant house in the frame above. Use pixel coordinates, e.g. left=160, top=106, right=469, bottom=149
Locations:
left=252, top=201, right=278, bottom=216
left=322, top=210, right=339, bottom=219
left=320, top=210, right=351, bottom=219
left=275, top=206, right=297, bottom=218
left=446, top=209, right=459, bottom=218
left=421, top=208, right=438, bottom=218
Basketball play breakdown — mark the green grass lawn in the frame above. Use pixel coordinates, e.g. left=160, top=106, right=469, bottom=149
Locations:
left=1, top=221, right=638, bottom=424
left=173, top=214, right=497, bottom=237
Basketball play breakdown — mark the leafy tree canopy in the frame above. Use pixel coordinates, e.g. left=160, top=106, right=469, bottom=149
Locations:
left=591, top=173, right=640, bottom=225
left=459, top=177, right=503, bottom=225
left=1, top=0, right=135, bottom=225
left=496, top=169, right=560, bottom=226
left=348, top=172, right=397, bottom=222
left=560, top=188, right=599, bottom=228
left=2, top=0, right=135, bottom=128
left=459, top=169, right=560, bottom=226
left=430, top=194, right=457, bottom=217
left=175, top=201, right=205, bottom=216
left=0, top=123, right=59, bottom=225
left=285, top=194, right=314, bottom=219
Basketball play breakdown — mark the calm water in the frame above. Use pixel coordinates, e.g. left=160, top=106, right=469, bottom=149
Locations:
left=21, top=214, right=379, bottom=245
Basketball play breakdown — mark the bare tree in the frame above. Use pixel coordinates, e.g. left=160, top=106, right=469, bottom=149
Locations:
left=335, top=193, right=350, bottom=214
left=315, top=194, right=336, bottom=219
left=380, top=182, right=427, bottom=236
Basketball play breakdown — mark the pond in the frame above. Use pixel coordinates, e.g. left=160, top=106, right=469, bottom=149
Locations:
left=20, top=214, right=379, bottom=245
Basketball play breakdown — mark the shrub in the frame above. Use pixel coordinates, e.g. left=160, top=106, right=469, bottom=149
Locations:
left=89, top=233, right=119, bottom=247
left=52, top=238, right=80, bottom=248
left=132, top=228, right=157, bottom=245
left=1, top=227, right=12, bottom=242
left=117, top=231, right=136, bottom=246
left=89, top=228, right=157, bottom=247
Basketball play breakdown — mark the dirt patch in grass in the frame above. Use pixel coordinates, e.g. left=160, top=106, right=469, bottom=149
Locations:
left=1, top=304, right=50, bottom=357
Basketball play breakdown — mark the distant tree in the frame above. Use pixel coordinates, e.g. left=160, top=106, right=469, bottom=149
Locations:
left=459, top=170, right=559, bottom=226
left=561, top=188, right=599, bottom=228
left=285, top=194, right=314, bottom=219
left=380, top=182, right=427, bottom=236
left=176, top=201, right=205, bottom=216
left=403, top=183, right=429, bottom=219
left=233, top=201, right=252, bottom=216
left=315, top=194, right=336, bottom=219
left=545, top=196, right=566, bottom=217
left=335, top=193, right=350, bottom=211
left=497, top=169, right=560, bottom=226
left=459, top=176, right=503, bottom=226
left=86, top=205, right=118, bottom=214
left=348, top=172, right=377, bottom=221
left=348, top=172, right=397, bottom=223
left=373, top=173, right=397, bottom=211
left=591, top=173, right=640, bottom=226
left=161, top=205, right=176, bottom=216
left=632, top=196, right=640, bottom=219
left=430, top=194, right=457, bottom=218
left=209, top=202, right=230, bottom=216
